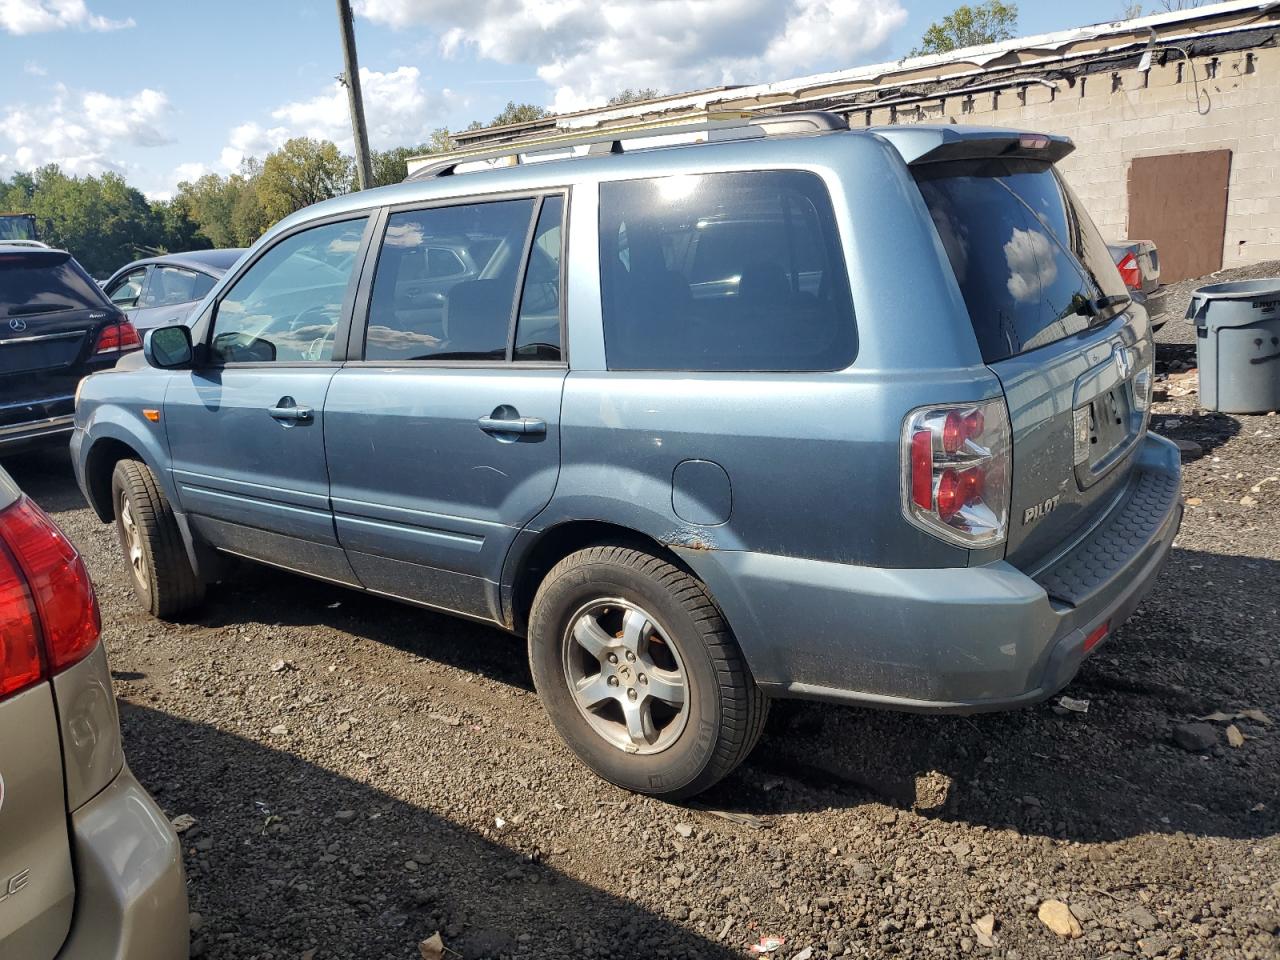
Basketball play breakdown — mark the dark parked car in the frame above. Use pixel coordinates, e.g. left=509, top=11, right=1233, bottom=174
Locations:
left=0, top=246, right=140, bottom=453
left=1110, top=239, right=1166, bottom=329
left=73, top=117, right=1181, bottom=799
left=101, top=249, right=244, bottom=332
left=0, top=464, right=188, bottom=958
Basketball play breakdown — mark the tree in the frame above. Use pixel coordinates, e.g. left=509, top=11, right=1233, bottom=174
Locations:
left=369, top=130, right=457, bottom=188
left=255, top=138, right=354, bottom=222
left=912, top=1, right=1018, bottom=56
left=607, top=88, right=661, bottom=105
left=489, top=101, right=549, bottom=127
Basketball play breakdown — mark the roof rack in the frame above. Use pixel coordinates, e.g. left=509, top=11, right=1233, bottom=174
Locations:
left=405, top=110, right=848, bottom=181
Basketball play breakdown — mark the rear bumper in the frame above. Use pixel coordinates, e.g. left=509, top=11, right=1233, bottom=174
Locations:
left=0, top=413, right=75, bottom=449
left=56, top=766, right=188, bottom=960
left=675, top=434, right=1182, bottom=713
left=1136, top=287, right=1168, bottom=328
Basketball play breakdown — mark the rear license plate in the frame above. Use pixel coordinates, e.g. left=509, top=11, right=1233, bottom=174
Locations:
left=1090, top=387, right=1131, bottom=463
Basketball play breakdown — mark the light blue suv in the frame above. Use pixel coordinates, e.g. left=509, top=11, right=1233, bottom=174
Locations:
left=72, top=115, right=1182, bottom=798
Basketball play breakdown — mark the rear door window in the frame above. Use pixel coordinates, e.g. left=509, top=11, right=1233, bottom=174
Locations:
left=599, top=170, right=856, bottom=372
left=0, top=252, right=110, bottom=318
left=363, top=198, right=536, bottom=362
left=142, top=266, right=206, bottom=307
left=914, top=159, right=1128, bottom=363
left=106, top=267, right=148, bottom=308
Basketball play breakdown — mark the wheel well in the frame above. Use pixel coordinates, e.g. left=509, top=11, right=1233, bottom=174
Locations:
left=510, top=521, right=693, bottom=635
left=84, top=438, right=142, bottom=522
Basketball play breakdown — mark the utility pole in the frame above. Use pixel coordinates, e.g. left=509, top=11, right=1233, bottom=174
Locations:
left=336, top=0, right=374, bottom=190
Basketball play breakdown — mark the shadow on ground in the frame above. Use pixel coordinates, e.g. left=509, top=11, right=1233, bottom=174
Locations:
left=12, top=447, right=1277, bottom=849
left=121, top=700, right=735, bottom=960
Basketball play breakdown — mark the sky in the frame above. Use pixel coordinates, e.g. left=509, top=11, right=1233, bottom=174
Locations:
left=2, top=0, right=1133, bottom=199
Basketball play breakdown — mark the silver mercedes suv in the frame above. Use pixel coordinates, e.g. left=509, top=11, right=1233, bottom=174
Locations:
left=0, top=465, right=187, bottom=958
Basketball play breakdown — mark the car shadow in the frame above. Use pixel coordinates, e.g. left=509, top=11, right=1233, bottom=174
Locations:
left=119, top=700, right=737, bottom=960
left=15, top=453, right=1276, bottom=846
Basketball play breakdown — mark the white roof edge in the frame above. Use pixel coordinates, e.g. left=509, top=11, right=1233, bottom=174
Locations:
left=559, top=0, right=1275, bottom=130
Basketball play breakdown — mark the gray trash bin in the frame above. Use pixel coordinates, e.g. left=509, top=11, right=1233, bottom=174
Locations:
left=1186, top=277, right=1280, bottom=413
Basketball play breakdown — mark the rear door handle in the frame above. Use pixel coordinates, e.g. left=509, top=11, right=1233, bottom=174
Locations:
left=477, top=415, right=546, bottom=435
left=269, top=397, right=313, bottom=422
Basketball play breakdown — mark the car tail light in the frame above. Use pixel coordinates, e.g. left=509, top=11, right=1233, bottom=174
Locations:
left=1133, top=360, right=1153, bottom=412
left=1083, top=621, right=1110, bottom=654
left=1116, top=252, right=1141, bottom=290
left=0, top=496, right=100, bottom=702
left=94, top=318, right=141, bottom=354
left=902, top=398, right=1011, bottom=547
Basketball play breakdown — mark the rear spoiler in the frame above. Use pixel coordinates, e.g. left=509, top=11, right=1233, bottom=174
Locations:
left=869, top=125, right=1075, bottom=165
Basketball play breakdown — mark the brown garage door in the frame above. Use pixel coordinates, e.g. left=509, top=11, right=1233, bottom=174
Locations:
left=1127, top=150, right=1231, bottom=283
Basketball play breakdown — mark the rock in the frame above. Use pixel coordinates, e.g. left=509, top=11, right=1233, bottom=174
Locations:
left=1138, top=933, right=1172, bottom=957
left=1226, top=724, right=1245, bottom=748
left=675, top=822, right=694, bottom=838
left=269, top=724, right=288, bottom=736
left=418, top=932, right=445, bottom=960
left=268, top=658, right=291, bottom=672
left=1172, top=439, right=1202, bottom=458
left=1241, top=495, right=1258, bottom=507
left=1123, top=905, right=1158, bottom=930
left=1172, top=722, right=1217, bottom=752
left=973, top=913, right=997, bottom=947
left=1038, top=900, right=1082, bottom=938
left=188, top=911, right=204, bottom=933
left=793, top=948, right=814, bottom=960
left=171, top=813, right=197, bottom=834
left=334, top=809, right=357, bottom=821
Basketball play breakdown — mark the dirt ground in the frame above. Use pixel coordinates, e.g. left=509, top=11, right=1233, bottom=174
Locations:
left=6, top=263, right=1280, bottom=960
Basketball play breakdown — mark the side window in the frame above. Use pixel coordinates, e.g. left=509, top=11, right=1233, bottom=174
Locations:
left=513, top=195, right=564, bottom=361
left=364, top=198, right=535, bottom=362
left=190, top=271, right=217, bottom=302
left=107, top=267, right=147, bottom=307
left=142, top=266, right=202, bottom=307
left=599, top=171, right=856, bottom=372
left=211, top=217, right=367, bottom=364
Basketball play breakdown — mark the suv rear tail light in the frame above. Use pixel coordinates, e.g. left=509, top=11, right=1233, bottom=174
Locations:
left=0, top=496, right=100, bottom=702
left=1116, top=252, right=1141, bottom=290
left=94, top=318, right=141, bottom=354
left=902, top=398, right=1011, bottom=547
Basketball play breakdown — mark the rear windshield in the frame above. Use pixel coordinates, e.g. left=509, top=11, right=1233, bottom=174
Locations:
left=0, top=215, right=37, bottom=242
left=0, top=253, right=110, bottom=318
left=914, top=159, right=1127, bottom=363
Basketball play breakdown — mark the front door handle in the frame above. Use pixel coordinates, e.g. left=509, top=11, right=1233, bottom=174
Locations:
left=269, top=397, right=313, bottom=422
left=477, top=415, right=546, bottom=435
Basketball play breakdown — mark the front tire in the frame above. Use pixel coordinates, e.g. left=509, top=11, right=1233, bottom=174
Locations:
left=528, top=545, right=767, bottom=799
left=111, top=459, right=204, bottom=619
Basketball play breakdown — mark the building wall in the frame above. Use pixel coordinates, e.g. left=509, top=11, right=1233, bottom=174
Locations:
left=858, top=44, right=1280, bottom=269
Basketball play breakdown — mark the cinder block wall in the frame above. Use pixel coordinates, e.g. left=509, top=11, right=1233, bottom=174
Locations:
left=861, top=45, right=1280, bottom=269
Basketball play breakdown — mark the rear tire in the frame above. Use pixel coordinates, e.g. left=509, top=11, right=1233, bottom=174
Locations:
left=528, top=545, right=767, bottom=799
left=111, top=459, right=204, bottom=619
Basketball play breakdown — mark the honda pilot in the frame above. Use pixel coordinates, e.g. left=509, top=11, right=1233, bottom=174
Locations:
left=71, top=114, right=1183, bottom=798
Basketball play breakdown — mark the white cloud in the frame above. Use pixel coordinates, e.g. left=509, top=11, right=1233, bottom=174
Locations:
left=218, top=65, right=450, bottom=170
left=23, top=60, right=47, bottom=76
left=219, top=121, right=290, bottom=172
left=0, top=84, right=173, bottom=177
left=354, top=0, right=907, bottom=112
left=0, top=0, right=133, bottom=34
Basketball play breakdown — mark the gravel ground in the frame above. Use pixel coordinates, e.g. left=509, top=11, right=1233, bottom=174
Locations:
left=6, top=266, right=1280, bottom=960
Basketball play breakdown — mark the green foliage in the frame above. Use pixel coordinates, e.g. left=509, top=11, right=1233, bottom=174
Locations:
left=490, top=101, right=549, bottom=127
left=0, top=165, right=204, bottom=277
left=369, top=130, right=455, bottom=187
left=607, top=88, right=661, bottom=105
left=257, top=138, right=355, bottom=222
left=912, top=1, right=1018, bottom=56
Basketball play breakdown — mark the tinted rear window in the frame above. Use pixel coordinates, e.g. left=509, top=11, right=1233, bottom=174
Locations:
left=915, top=159, right=1127, bottom=363
left=0, top=253, right=110, bottom=318
left=599, top=170, right=856, bottom=372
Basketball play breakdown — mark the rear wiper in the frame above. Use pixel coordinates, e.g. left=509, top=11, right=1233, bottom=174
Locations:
left=1085, top=293, right=1132, bottom=326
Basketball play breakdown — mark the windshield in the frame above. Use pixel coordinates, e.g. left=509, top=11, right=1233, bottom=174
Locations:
left=0, top=253, right=110, bottom=318
left=914, top=158, right=1128, bottom=363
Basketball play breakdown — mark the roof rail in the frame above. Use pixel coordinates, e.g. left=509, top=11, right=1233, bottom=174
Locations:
left=405, top=110, right=848, bottom=181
